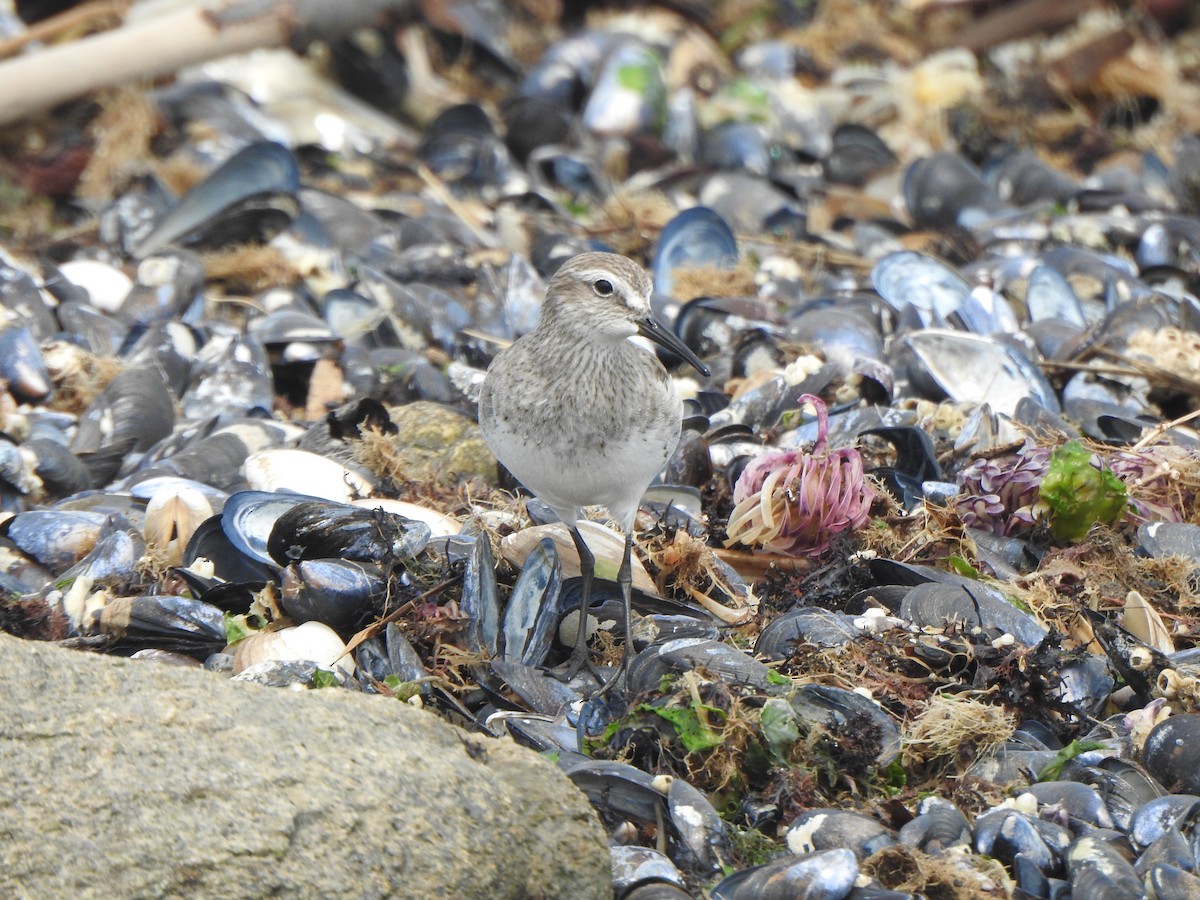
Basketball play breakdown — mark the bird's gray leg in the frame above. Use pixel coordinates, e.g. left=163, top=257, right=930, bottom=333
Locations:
left=564, top=524, right=595, bottom=678
left=597, top=529, right=634, bottom=697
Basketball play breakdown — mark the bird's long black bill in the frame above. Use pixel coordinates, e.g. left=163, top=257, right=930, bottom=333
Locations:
left=637, top=315, right=710, bottom=377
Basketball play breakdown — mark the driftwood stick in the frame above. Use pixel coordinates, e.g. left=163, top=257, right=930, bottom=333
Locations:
left=0, top=0, right=131, bottom=61
left=0, top=0, right=417, bottom=127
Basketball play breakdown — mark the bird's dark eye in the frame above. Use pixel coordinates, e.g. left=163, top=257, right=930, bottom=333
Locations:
left=593, top=279, right=614, bottom=297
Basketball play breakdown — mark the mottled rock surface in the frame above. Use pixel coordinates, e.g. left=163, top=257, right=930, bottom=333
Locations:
left=0, top=634, right=608, bottom=899
left=387, top=401, right=497, bottom=484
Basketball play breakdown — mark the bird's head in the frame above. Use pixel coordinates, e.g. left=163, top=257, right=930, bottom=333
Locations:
left=543, top=251, right=709, bottom=376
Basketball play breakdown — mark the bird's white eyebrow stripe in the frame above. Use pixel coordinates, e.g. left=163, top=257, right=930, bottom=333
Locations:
left=578, top=268, right=627, bottom=287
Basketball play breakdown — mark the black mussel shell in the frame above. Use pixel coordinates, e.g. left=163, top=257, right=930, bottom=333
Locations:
left=266, top=501, right=430, bottom=566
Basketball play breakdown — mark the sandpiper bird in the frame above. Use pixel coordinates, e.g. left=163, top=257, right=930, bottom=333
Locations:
left=478, top=251, right=710, bottom=693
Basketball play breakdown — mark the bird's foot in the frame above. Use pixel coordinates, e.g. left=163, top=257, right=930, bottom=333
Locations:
left=549, top=648, right=604, bottom=688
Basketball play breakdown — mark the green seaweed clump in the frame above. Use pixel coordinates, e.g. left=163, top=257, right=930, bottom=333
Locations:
left=1040, top=441, right=1127, bottom=541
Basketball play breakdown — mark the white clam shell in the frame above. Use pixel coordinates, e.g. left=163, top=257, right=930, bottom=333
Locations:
left=232, top=621, right=355, bottom=677
left=57, top=259, right=134, bottom=313
left=351, top=498, right=461, bottom=537
left=500, top=520, right=656, bottom=594
left=243, top=448, right=375, bottom=502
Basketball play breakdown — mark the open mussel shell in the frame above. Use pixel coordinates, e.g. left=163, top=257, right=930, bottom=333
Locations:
left=243, top=448, right=376, bottom=501
left=899, top=581, right=1047, bottom=647
left=872, top=250, right=971, bottom=322
left=652, top=206, right=738, bottom=298
left=250, top=308, right=341, bottom=363
left=220, top=490, right=322, bottom=567
left=755, top=606, right=866, bottom=657
left=561, top=757, right=666, bottom=825
left=352, top=498, right=461, bottom=538
left=501, top=521, right=657, bottom=594
left=136, top=426, right=278, bottom=495
left=786, top=299, right=885, bottom=368
left=893, top=329, right=1060, bottom=417
left=356, top=622, right=429, bottom=689
left=788, top=684, right=901, bottom=767
left=183, top=514, right=275, bottom=584
left=610, top=846, right=688, bottom=899
left=2, top=509, right=109, bottom=571
left=132, top=141, right=301, bottom=258
left=501, top=715, right=579, bottom=756
left=1025, top=264, right=1088, bottom=328
left=627, top=638, right=773, bottom=694
left=501, top=536, right=560, bottom=667
left=488, top=660, right=579, bottom=716
left=459, top=533, right=499, bottom=658
left=71, top=365, right=176, bottom=460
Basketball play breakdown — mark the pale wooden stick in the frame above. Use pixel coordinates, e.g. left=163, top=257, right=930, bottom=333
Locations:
left=0, top=0, right=417, bottom=127
left=0, top=0, right=131, bottom=61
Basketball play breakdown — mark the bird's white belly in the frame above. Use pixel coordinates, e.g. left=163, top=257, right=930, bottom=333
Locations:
left=488, top=422, right=674, bottom=523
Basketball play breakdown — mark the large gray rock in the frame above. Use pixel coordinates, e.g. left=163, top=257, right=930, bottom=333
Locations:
left=0, top=634, right=609, bottom=898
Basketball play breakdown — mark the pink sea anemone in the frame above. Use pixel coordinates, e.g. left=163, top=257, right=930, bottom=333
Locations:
left=724, top=394, right=875, bottom=557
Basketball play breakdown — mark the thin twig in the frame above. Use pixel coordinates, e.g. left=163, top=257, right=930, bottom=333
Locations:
left=1037, top=360, right=1145, bottom=377
left=1094, top=347, right=1200, bottom=396
left=1042, top=350, right=1200, bottom=398
left=338, top=576, right=457, bottom=663
left=414, top=162, right=499, bottom=249
left=1130, top=408, right=1200, bottom=452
